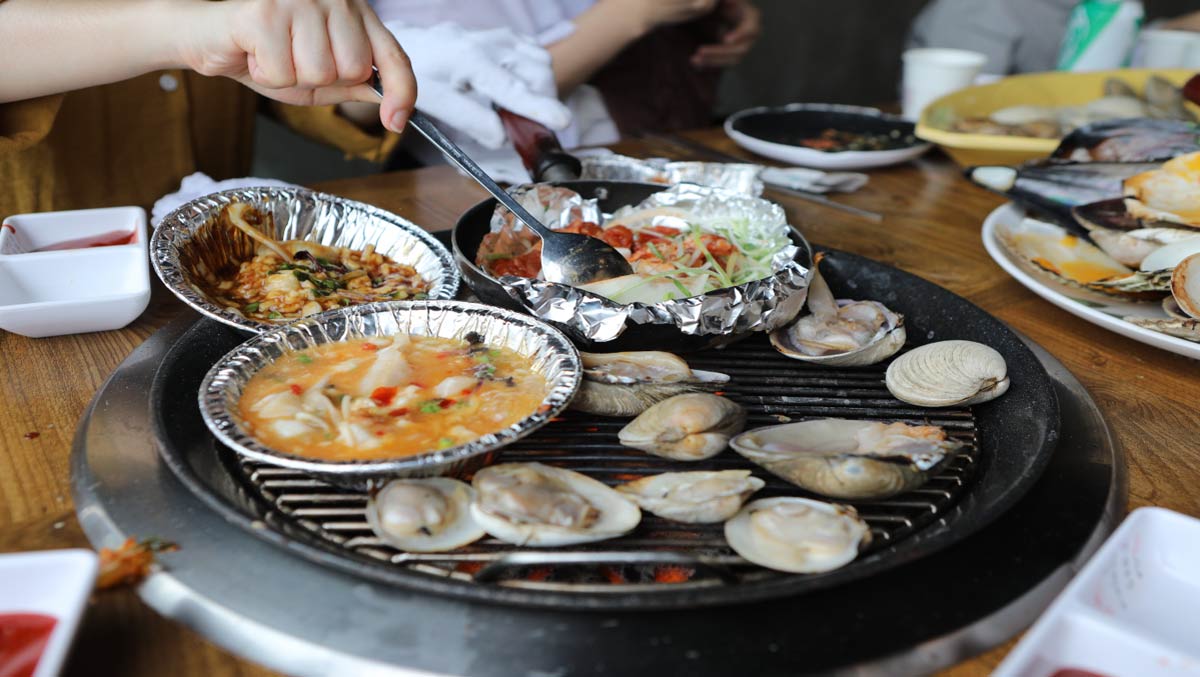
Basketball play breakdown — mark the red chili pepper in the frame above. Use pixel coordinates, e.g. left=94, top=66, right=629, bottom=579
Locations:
left=371, top=386, right=398, bottom=406
left=362, top=342, right=379, bottom=352
left=289, top=384, right=303, bottom=395
left=460, top=388, right=474, bottom=396
left=439, top=398, right=454, bottom=409
left=375, top=430, right=385, bottom=436
left=435, top=351, right=454, bottom=359
left=388, top=408, right=409, bottom=417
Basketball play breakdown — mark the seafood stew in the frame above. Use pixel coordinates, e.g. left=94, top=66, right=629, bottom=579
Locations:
left=238, top=333, right=548, bottom=462
left=204, top=203, right=430, bottom=322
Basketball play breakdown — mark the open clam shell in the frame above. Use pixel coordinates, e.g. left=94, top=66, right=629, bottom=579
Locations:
left=724, top=497, right=871, bottom=574
left=470, top=463, right=641, bottom=547
left=570, top=351, right=728, bottom=417
left=198, top=301, right=581, bottom=488
left=885, top=340, right=1009, bottom=408
left=1171, top=253, right=1200, bottom=320
left=1088, top=227, right=1200, bottom=268
left=616, top=470, right=764, bottom=523
left=154, top=187, right=459, bottom=334
left=730, top=419, right=962, bottom=500
left=617, top=393, right=746, bottom=461
left=365, top=478, right=484, bottom=553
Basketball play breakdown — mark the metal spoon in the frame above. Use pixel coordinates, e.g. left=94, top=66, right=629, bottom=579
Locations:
left=367, top=71, right=634, bottom=286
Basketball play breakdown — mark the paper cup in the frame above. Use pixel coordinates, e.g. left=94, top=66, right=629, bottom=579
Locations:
left=1135, top=29, right=1200, bottom=69
left=901, top=48, right=988, bottom=120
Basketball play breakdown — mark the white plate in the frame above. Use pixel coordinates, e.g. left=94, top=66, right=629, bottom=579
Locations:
left=0, top=549, right=98, bottom=677
left=982, top=202, right=1200, bottom=361
left=724, top=104, right=932, bottom=170
left=994, top=508, right=1200, bottom=676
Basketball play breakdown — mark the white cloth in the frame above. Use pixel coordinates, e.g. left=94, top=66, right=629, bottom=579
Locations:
left=759, top=167, right=869, bottom=194
left=373, top=1, right=620, bottom=182
left=151, top=173, right=300, bottom=226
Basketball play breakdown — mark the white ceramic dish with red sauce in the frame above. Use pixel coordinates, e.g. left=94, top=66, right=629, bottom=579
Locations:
left=994, top=508, right=1200, bottom=677
left=0, top=206, right=150, bottom=337
left=0, top=549, right=98, bottom=677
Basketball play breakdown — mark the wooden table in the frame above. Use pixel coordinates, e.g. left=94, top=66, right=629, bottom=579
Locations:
left=2, top=128, right=1195, bottom=677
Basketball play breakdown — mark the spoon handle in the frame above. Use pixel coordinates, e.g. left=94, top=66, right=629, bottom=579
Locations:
left=404, top=111, right=554, bottom=238
left=365, top=68, right=553, bottom=239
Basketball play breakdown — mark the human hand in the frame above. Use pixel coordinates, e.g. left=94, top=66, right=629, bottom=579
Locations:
left=692, top=0, right=761, bottom=69
left=176, top=0, right=416, bottom=133
left=384, top=22, right=571, bottom=149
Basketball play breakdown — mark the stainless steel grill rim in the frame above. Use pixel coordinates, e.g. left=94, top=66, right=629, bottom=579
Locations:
left=198, top=300, right=581, bottom=485
left=152, top=186, right=460, bottom=334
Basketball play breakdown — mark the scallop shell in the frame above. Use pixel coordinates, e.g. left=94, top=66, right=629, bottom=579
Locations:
left=470, top=463, right=640, bottom=547
left=365, top=478, right=484, bottom=553
left=616, top=470, right=764, bottom=523
left=617, top=393, right=746, bottom=461
left=724, top=497, right=871, bottom=574
left=885, top=341, right=1009, bottom=407
left=1171, top=253, right=1200, bottom=319
left=729, top=419, right=962, bottom=500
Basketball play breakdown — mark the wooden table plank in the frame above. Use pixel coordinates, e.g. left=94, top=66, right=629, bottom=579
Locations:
left=1, top=129, right=1192, bottom=677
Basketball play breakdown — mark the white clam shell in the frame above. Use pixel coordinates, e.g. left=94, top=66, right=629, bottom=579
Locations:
left=770, top=300, right=906, bottom=367
left=616, top=470, right=764, bottom=523
left=617, top=393, right=746, bottom=461
left=885, top=341, right=1010, bottom=407
left=1141, top=237, right=1200, bottom=273
left=470, top=463, right=640, bottom=547
left=365, top=478, right=484, bottom=553
left=724, top=497, right=871, bottom=574
left=1172, top=253, right=1200, bottom=320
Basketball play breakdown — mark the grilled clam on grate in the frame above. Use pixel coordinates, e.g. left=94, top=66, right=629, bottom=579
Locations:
left=366, top=478, right=484, bottom=553
left=616, top=471, right=764, bottom=523
left=730, top=419, right=963, bottom=500
left=769, top=253, right=904, bottom=367
left=617, top=393, right=746, bottom=461
left=724, top=497, right=871, bottom=574
left=470, top=463, right=641, bottom=547
left=570, top=351, right=729, bottom=417
left=886, top=341, right=1009, bottom=408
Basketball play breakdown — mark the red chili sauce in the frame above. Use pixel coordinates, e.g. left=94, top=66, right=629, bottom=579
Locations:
left=0, top=613, right=56, bottom=677
left=33, top=230, right=135, bottom=252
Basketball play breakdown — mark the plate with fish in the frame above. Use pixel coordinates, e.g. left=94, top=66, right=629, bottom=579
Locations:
left=982, top=201, right=1200, bottom=360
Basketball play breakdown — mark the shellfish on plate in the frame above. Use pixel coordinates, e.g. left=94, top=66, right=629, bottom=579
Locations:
left=616, top=470, right=764, bottom=523
left=366, top=478, right=484, bottom=553
left=617, top=393, right=746, bottom=461
left=769, top=253, right=905, bottom=367
left=724, top=497, right=871, bottom=574
left=570, top=351, right=729, bottom=417
left=470, top=463, right=641, bottom=547
left=730, top=419, right=963, bottom=500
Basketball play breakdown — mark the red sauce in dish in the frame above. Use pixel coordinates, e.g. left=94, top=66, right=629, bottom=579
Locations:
left=0, top=613, right=56, bottom=677
left=1049, top=670, right=1114, bottom=677
left=33, top=230, right=135, bottom=252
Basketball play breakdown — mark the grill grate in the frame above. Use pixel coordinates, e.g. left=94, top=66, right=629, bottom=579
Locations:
left=230, top=337, right=979, bottom=594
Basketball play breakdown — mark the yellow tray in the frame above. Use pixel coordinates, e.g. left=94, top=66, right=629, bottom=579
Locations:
left=915, top=69, right=1199, bottom=167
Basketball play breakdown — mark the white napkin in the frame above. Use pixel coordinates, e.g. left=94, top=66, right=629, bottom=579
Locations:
left=759, top=167, right=869, bottom=194
left=152, top=173, right=301, bottom=226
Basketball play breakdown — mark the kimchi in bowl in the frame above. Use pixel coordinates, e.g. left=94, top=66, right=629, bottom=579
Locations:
left=199, top=300, right=581, bottom=487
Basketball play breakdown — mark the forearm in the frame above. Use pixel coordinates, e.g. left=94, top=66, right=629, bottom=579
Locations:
left=0, top=0, right=187, bottom=103
left=546, top=1, right=647, bottom=95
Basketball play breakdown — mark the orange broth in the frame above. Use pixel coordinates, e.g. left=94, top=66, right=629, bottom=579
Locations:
left=239, top=335, right=548, bottom=461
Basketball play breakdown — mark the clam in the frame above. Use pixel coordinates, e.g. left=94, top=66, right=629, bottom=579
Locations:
left=470, top=463, right=640, bottom=547
left=617, top=393, right=746, bottom=461
left=885, top=340, right=1009, bottom=408
left=616, top=470, right=764, bottom=523
left=1088, top=227, right=1200, bottom=268
left=1171, top=253, right=1200, bottom=319
left=1086, top=237, right=1200, bottom=296
left=769, top=255, right=904, bottom=367
left=571, top=351, right=729, bottom=417
left=724, top=497, right=871, bottom=574
left=365, top=478, right=484, bottom=553
left=730, top=419, right=962, bottom=500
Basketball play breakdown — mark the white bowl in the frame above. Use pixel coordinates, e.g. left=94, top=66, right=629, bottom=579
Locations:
left=994, top=508, right=1200, bottom=677
left=0, top=549, right=98, bottom=677
left=0, top=207, right=150, bottom=337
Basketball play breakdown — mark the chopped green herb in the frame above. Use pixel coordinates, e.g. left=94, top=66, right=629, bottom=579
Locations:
left=391, top=291, right=408, bottom=300
left=413, top=292, right=429, bottom=300
left=243, top=302, right=260, bottom=313
left=437, top=437, right=455, bottom=449
left=419, top=400, right=441, bottom=414
left=268, top=311, right=282, bottom=319
left=295, top=353, right=313, bottom=364
left=338, top=298, right=352, bottom=306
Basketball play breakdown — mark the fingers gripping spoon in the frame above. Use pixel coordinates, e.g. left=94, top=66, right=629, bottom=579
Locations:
left=368, top=70, right=634, bottom=286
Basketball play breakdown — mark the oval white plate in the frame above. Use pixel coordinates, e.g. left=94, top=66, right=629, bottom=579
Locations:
left=982, top=202, right=1200, bottom=360
left=724, top=105, right=931, bottom=171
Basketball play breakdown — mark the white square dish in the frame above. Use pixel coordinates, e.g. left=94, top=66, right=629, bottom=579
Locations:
left=0, top=549, right=98, bottom=677
left=994, top=507, right=1200, bottom=677
left=0, top=207, right=150, bottom=337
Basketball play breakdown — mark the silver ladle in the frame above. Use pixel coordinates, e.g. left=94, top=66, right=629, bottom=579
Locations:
left=368, top=71, right=634, bottom=286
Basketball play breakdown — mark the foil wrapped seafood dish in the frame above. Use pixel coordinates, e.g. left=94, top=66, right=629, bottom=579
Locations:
left=153, top=187, right=460, bottom=333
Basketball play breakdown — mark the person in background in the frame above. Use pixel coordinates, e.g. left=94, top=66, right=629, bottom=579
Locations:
left=362, top=0, right=761, bottom=180
left=0, top=0, right=566, bottom=216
